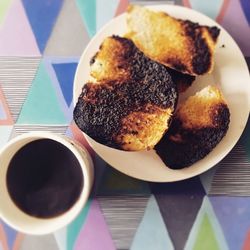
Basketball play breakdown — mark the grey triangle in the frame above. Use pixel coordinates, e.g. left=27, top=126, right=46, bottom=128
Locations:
left=0, top=57, right=41, bottom=122
left=44, top=0, right=90, bottom=56
left=210, top=142, right=250, bottom=196
left=13, top=124, right=68, bottom=136
left=19, top=234, right=59, bottom=250
left=98, top=195, right=149, bottom=250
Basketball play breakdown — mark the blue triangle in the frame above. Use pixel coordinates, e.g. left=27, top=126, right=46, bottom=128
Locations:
left=76, top=0, right=96, bottom=37
left=210, top=196, right=250, bottom=250
left=131, top=195, right=174, bottom=250
left=17, top=61, right=67, bottom=124
left=21, top=0, right=63, bottom=52
left=52, top=63, right=77, bottom=107
left=2, top=222, right=17, bottom=249
left=240, top=0, right=250, bottom=25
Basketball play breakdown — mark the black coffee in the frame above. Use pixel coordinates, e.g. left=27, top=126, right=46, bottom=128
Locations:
left=7, top=139, right=83, bottom=218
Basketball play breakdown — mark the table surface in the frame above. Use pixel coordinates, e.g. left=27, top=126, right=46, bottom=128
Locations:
left=0, top=0, right=250, bottom=250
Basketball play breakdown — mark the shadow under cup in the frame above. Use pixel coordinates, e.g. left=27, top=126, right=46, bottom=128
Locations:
left=0, top=132, right=93, bottom=235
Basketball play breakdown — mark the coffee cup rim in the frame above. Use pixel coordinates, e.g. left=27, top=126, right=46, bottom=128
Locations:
left=0, top=132, right=94, bottom=235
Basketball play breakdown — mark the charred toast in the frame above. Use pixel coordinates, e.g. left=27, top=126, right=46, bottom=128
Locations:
left=74, top=36, right=178, bottom=151
left=126, top=5, right=220, bottom=76
left=156, top=86, right=230, bottom=168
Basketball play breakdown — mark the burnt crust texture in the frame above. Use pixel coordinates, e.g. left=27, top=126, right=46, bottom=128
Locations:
left=155, top=103, right=230, bottom=169
left=74, top=36, right=178, bottom=150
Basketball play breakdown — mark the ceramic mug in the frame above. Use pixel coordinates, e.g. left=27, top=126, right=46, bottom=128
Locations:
left=0, top=132, right=94, bottom=235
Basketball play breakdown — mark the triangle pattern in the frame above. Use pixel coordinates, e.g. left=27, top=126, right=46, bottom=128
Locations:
left=210, top=196, right=250, bottom=250
left=44, top=0, right=90, bottom=56
left=67, top=200, right=91, bottom=250
left=76, top=0, right=96, bottom=37
left=221, top=0, right=250, bottom=56
left=17, top=61, right=67, bottom=125
left=21, top=0, right=63, bottom=53
left=131, top=195, right=174, bottom=250
left=115, top=0, right=129, bottom=16
left=96, top=0, right=119, bottom=31
left=52, top=62, right=77, bottom=107
left=240, top=0, right=250, bottom=25
left=0, top=0, right=40, bottom=56
left=74, top=200, right=115, bottom=250
left=65, top=126, right=73, bottom=138
left=19, top=234, right=58, bottom=250
left=0, top=57, right=41, bottom=122
left=150, top=177, right=205, bottom=250
left=243, top=230, right=250, bottom=250
left=2, top=223, right=17, bottom=250
left=200, top=165, right=219, bottom=194
left=0, top=126, right=13, bottom=148
left=97, top=166, right=151, bottom=196
left=54, top=228, right=67, bottom=250
left=70, top=122, right=95, bottom=157
left=0, top=223, right=8, bottom=250
left=0, top=0, right=13, bottom=25
left=187, top=0, right=224, bottom=20
left=0, top=87, right=13, bottom=125
left=185, top=197, right=228, bottom=250
left=98, top=195, right=149, bottom=249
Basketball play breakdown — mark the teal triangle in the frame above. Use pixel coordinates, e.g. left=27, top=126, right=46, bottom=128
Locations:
left=67, top=200, right=92, bottom=250
left=131, top=195, right=174, bottom=250
left=189, top=0, right=224, bottom=20
left=96, top=0, right=119, bottom=31
left=76, top=0, right=96, bottom=37
left=97, top=166, right=151, bottom=196
left=17, top=62, right=67, bottom=125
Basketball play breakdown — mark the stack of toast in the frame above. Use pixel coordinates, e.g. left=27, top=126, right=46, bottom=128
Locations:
left=74, top=5, right=230, bottom=169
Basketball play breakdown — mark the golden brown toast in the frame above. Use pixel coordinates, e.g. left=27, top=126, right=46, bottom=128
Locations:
left=156, top=86, right=230, bottom=168
left=90, top=35, right=195, bottom=92
left=126, top=5, right=220, bottom=76
left=74, top=36, right=178, bottom=151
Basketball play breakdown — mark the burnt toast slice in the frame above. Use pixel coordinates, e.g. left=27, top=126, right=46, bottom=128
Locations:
left=74, top=36, right=178, bottom=151
left=126, top=5, right=220, bottom=76
left=156, top=86, right=230, bottom=168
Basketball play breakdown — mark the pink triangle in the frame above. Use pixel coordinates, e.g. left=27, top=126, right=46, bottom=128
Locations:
left=70, top=121, right=95, bottom=157
left=0, top=86, right=13, bottom=125
left=243, top=229, right=250, bottom=250
left=0, top=0, right=40, bottom=56
left=115, top=0, right=129, bottom=16
left=0, top=223, right=8, bottom=250
left=74, top=200, right=115, bottom=250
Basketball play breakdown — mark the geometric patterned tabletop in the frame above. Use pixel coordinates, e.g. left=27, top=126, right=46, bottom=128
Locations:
left=0, top=0, right=250, bottom=249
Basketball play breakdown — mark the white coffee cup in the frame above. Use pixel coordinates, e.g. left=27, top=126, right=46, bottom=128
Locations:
left=0, top=132, right=94, bottom=235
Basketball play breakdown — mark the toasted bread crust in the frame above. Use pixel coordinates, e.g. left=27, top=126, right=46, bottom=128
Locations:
left=74, top=36, right=177, bottom=151
left=127, top=5, right=220, bottom=75
left=155, top=86, right=230, bottom=168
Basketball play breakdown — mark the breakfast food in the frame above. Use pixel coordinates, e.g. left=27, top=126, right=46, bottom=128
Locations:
left=155, top=86, right=230, bottom=169
left=126, top=5, right=220, bottom=75
left=74, top=4, right=230, bottom=167
left=74, top=36, right=178, bottom=151
left=167, top=68, right=195, bottom=92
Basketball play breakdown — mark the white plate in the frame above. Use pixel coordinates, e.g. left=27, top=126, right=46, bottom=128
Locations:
left=74, top=5, right=250, bottom=182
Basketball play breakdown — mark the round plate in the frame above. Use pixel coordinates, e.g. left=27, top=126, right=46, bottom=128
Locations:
left=73, top=5, right=250, bottom=182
